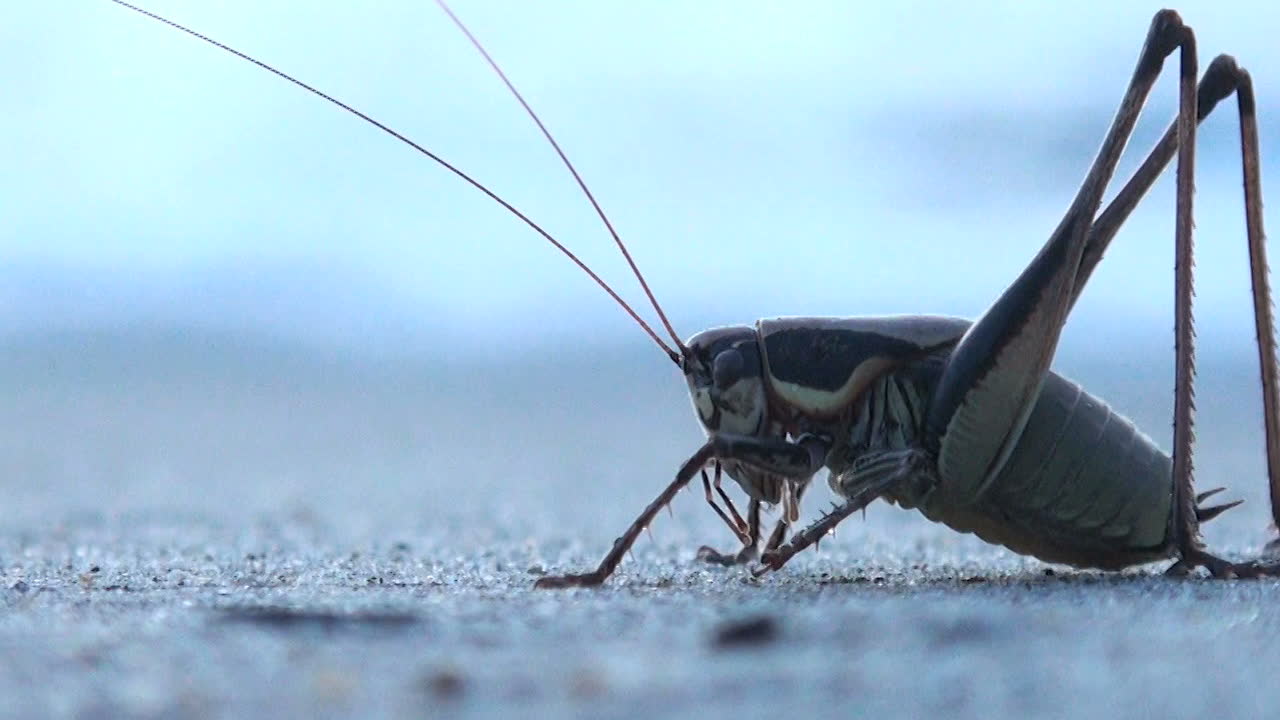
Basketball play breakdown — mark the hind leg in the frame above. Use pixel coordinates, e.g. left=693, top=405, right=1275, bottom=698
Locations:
left=923, top=11, right=1196, bottom=505
left=1162, top=53, right=1280, bottom=576
left=1069, top=39, right=1280, bottom=575
left=1074, top=40, right=1280, bottom=573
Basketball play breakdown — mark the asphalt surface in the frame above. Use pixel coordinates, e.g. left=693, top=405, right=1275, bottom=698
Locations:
left=2, top=334, right=1279, bottom=719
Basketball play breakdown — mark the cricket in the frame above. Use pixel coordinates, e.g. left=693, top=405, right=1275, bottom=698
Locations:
left=109, top=2, right=1280, bottom=586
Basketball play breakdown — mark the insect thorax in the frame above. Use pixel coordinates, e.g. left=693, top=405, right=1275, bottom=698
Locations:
left=823, top=360, right=937, bottom=506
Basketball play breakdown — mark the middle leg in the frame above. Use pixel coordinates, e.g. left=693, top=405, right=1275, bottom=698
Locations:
left=757, top=449, right=936, bottom=574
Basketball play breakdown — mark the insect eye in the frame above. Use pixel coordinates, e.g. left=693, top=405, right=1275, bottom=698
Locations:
left=712, top=348, right=745, bottom=389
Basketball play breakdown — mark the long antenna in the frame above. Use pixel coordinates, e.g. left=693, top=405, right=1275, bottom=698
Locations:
left=434, top=0, right=687, bottom=357
left=106, top=0, right=682, bottom=364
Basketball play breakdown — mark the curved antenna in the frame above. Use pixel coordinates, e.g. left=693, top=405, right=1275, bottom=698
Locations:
left=434, top=0, right=687, bottom=357
left=106, top=0, right=682, bottom=364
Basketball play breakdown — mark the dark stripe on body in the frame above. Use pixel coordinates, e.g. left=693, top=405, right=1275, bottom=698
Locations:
left=764, top=328, right=917, bottom=391
left=925, top=213, right=1083, bottom=441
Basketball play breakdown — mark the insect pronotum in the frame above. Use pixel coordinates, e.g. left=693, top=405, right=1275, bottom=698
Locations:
left=107, top=2, right=1280, bottom=585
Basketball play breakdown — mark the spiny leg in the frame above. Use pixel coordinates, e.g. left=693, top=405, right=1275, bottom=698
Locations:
left=754, top=502, right=867, bottom=576
left=1145, top=49, right=1276, bottom=575
left=711, top=462, right=752, bottom=538
left=728, top=480, right=814, bottom=565
left=698, top=499, right=762, bottom=566
left=1223, top=64, right=1279, bottom=556
left=535, top=442, right=714, bottom=588
left=1073, top=56, right=1280, bottom=563
left=535, top=433, right=830, bottom=586
left=702, top=485, right=811, bottom=566
left=762, top=514, right=790, bottom=554
left=756, top=449, right=933, bottom=574
left=700, top=482, right=820, bottom=567
left=923, top=11, right=1196, bottom=503
left=699, top=464, right=752, bottom=545
left=698, top=437, right=825, bottom=566
left=1166, top=11, right=1203, bottom=573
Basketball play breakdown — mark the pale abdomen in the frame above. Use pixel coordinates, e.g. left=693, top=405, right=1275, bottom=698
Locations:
left=918, top=371, right=1175, bottom=569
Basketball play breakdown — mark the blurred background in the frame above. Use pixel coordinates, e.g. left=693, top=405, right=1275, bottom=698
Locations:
left=3, top=1, right=1280, bottom=552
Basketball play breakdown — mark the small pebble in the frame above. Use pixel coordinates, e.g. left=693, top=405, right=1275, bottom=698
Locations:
left=712, top=615, right=779, bottom=649
left=424, top=667, right=466, bottom=700
left=218, top=606, right=419, bottom=630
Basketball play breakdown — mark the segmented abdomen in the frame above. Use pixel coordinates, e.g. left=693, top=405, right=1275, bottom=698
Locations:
left=921, top=371, right=1175, bottom=568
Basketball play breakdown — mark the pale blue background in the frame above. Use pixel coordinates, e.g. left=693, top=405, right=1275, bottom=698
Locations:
left=5, top=1, right=1279, bottom=357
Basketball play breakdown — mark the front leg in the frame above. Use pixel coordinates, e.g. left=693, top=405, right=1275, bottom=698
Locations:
left=535, top=434, right=826, bottom=589
left=695, top=432, right=828, bottom=566
left=535, top=442, right=715, bottom=589
left=710, top=432, right=830, bottom=479
left=699, top=481, right=814, bottom=566
left=698, top=500, right=762, bottom=566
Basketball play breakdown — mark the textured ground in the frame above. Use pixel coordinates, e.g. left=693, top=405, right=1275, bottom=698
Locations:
left=2, top=335, right=1278, bottom=719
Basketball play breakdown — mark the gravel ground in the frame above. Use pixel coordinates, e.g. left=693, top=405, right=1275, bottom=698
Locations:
left=2, top=335, right=1278, bottom=720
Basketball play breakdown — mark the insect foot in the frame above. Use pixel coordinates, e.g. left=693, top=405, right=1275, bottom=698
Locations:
left=697, top=544, right=760, bottom=566
left=533, top=571, right=607, bottom=589
left=1166, top=548, right=1280, bottom=579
